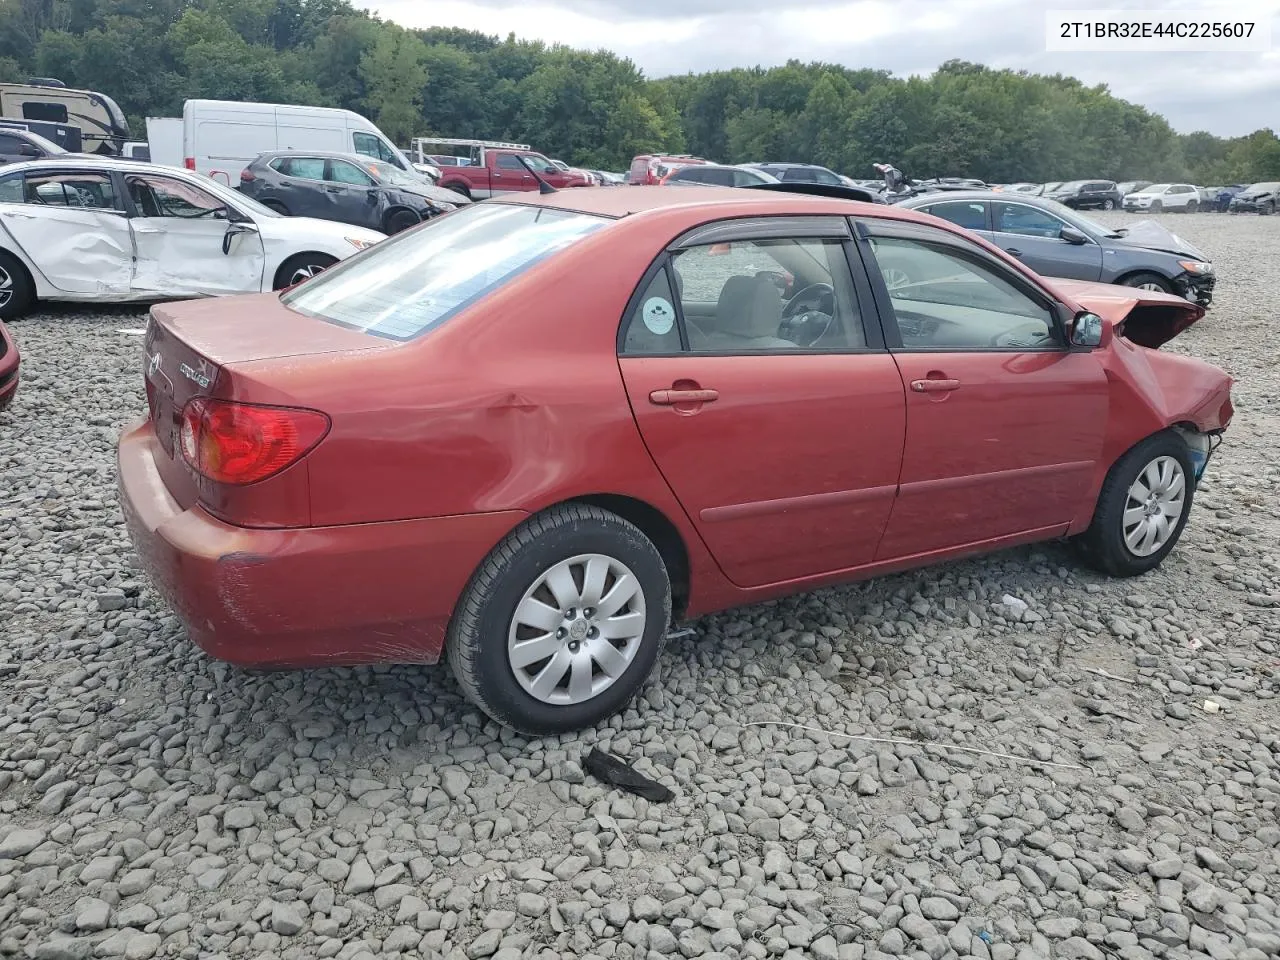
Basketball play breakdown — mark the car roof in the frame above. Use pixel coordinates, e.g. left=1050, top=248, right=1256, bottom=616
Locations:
left=490, top=183, right=927, bottom=222
left=0, top=156, right=194, bottom=177
left=899, top=190, right=1063, bottom=207
left=256, top=150, right=384, bottom=162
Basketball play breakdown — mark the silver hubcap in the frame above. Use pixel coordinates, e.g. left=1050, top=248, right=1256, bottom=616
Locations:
left=0, top=266, right=12, bottom=308
left=1137, top=282, right=1165, bottom=292
left=882, top=267, right=910, bottom=290
left=507, top=553, right=646, bottom=705
left=1123, top=456, right=1186, bottom=557
left=289, top=263, right=325, bottom=285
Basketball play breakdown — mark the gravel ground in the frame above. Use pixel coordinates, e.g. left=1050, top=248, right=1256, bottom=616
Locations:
left=1, top=210, right=1278, bottom=960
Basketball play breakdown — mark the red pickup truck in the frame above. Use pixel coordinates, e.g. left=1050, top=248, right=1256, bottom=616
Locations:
left=411, top=137, right=592, bottom=199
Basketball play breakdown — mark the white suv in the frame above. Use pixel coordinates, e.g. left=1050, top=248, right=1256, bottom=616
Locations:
left=1123, top=183, right=1200, bottom=213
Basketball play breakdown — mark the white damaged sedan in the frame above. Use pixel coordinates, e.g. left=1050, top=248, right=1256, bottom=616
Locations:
left=0, top=157, right=385, bottom=319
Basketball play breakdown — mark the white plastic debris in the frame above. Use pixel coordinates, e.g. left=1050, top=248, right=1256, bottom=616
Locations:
left=1202, top=700, right=1221, bottom=714
left=1188, top=638, right=1204, bottom=651
left=1002, top=595, right=1029, bottom=614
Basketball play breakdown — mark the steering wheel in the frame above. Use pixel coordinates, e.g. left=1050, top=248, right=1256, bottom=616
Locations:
left=780, top=282, right=835, bottom=346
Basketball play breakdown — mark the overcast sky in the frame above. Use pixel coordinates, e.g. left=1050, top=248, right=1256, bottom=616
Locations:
left=355, top=0, right=1280, bottom=137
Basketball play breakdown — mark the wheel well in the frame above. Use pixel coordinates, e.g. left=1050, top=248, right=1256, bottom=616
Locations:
left=445, top=182, right=471, bottom=198
left=1114, top=268, right=1173, bottom=286
left=0, top=247, right=36, bottom=292
left=383, top=206, right=420, bottom=231
left=272, top=252, right=337, bottom=291
left=569, top=494, right=691, bottom=621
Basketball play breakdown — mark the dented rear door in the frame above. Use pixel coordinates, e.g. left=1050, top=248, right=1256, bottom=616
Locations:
left=0, top=168, right=134, bottom=296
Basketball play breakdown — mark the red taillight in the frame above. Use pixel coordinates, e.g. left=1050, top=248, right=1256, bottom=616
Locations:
left=179, top=398, right=329, bottom=485
left=240, top=169, right=256, bottom=183
left=184, top=157, right=196, bottom=170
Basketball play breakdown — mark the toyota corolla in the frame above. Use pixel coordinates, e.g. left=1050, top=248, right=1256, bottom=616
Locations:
left=118, top=186, right=1233, bottom=735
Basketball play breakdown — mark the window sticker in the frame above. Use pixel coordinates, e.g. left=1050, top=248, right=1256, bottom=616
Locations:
left=642, top=296, right=675, bottom=335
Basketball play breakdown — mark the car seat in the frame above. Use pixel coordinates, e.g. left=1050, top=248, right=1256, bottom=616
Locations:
left=702, top=275, right=792, bottom=350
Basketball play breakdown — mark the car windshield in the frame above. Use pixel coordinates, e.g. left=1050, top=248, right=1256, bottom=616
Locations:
left=1136, top=184, right=1170, bottom=194
left=282, top=203, right=608, bottom=340
left=368, top=160, right=424, bottom=188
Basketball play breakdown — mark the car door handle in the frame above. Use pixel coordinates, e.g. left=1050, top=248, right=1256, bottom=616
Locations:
left=910, top=378, right=960, bottom=393
left=650, top=388, right=719, bottom=405
left=1004, top=247, right=1022, bottom=257
left=324, top=186, right=343, bottom=193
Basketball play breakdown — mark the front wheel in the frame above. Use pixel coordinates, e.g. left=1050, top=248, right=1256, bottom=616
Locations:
left=1121, top=271, right=1173, bottom=294
left=1076, top=431, right=1195, bottom=577
left=447, top=505, right=672, bottom=735
left=385, top=209, right=420, bottom=234
left=0, top=251, right=35, bottom=321
left=1185, top=201, right=1197, bottom=214
left=1150, top=200, right=1162, bottom=212
left=272, top=253, right=337, bottom=291
left=1265, top=201, right=1276, bottom=216
left=1103, top=199, right=1116, bottom=210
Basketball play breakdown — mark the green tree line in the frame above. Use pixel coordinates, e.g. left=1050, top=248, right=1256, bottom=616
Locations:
left=2, top=0, right=1278, bottom=183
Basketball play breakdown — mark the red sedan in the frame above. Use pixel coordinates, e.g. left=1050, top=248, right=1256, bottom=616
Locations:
left=0, top=319, right=18, bottom=412
left=118, top=186, right=1233, bottom=734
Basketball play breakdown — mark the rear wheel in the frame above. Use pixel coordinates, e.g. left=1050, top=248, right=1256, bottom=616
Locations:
left=1265, top=201, right=1276, bottom=216
left=385, top=209, right=420, bottom=234
left=272, top=253, right=337, bottom=291
left=1121, top=271, right=1173, bottom=294
left=0, top=251, right=35, bottom=321
left=447, top=504, right=672, bottom=735
left=1150, top=200, right=1162, bottom=212
left=1185, top=200, right=1197, bottom=214
left=1076, top=431, right=1194, bottom=577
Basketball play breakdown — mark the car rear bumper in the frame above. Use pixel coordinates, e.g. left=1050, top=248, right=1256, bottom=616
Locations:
left=118, top=418, right=526, bottom=667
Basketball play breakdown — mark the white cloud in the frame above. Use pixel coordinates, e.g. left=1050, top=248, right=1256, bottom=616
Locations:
left=358, top=0, right=1280, bottom=136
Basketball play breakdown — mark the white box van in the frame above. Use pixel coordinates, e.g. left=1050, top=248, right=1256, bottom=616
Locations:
left=182, top=100, right=415, bottom=186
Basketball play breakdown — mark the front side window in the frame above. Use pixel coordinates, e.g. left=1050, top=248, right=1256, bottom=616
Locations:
left=127, top=175, right=224, bottom=219
left=923, top=201, right=986, bottom=231
left=283, top=203, right=608, bottom=340
left=280, top=157, right=325, bottom=180
left=23, top=171, right=119, bottom=210
left=327, top=160, right=374, bottom=186
left=353, top=132, right=397, bottom=164
left=992, top=202, right=1070, bottom=239
left=868, top=235, right=1057, bottom=350
left=660, top=235, right=865, bottom=352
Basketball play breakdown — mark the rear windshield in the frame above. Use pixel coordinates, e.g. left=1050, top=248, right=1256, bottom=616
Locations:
left=281, top=203, right=608, bottom=340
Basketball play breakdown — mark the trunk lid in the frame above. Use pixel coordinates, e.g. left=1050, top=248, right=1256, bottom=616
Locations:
left=1052, top=278, right=1204, bottom=349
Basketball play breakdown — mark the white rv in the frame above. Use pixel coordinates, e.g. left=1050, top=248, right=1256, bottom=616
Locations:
left=0, top=78, right=130, bottom=155
left=182, top=100, right=415, bottom=185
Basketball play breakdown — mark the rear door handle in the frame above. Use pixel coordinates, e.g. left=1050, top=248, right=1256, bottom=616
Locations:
left=910, top=379, right=960, bottom=393
left=325, top=186, right=342, bottom=193
left=650, top=388, right=719, bottom=405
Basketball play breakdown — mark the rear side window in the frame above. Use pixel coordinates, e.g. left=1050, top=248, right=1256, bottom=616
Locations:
left=283, top=204, right=608, bottom=340
left=923, top=201, right=986, bottom=231
left=622, top=269, right=682, bottom=355
left=25, top=172, right=119, bottom=209
left=281, top=157, right=325, bottom=180
left=496, top=154, right=523, bottom=171
left=0, top=175, right=22, bottom=203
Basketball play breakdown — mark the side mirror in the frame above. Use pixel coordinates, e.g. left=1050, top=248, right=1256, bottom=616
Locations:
left=17, top=143, right=39, bottom=157
left=222, top=220, right=258, bottom=255
left=1060, top=226, right=1088, bottom=245
left=366, top=189, right=378, bottom=203
left=1069, top=311, right=1104, bottom=348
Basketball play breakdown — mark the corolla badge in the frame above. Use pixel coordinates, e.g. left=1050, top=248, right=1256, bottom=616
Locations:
left=179, top=360, right=212, bottom=389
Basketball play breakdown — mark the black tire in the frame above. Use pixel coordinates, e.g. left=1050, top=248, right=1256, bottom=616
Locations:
left=1103, top=199, right=1116, bottom=210
left=0, top=250, right=35, bottom=321
left=1120, top=271, right=1173, bottom=295
left=446, top=504, right=672, bottom=736
left=385, top=209, right=420, bottom=234
left=262, top=200, right=290, bottom=216
left=1150, top=200, right=1162, bottom=213
left=1076, top=431, right=1196, bottom=577
left=446, top=182, right=471, bottom=200
left=272, top=253, right=337, bottom=291
left=1265, top=201, right=1276, bottom=216
left=1185, top=200, right=1197, bottom=214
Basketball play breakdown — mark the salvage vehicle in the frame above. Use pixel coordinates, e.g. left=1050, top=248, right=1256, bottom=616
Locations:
left=1228, top=182, right=1278, bottom=215
left=0, top=157, right=382, bottom=320
left=746, top=162, right=848, bottom=186
left=662, top=164, right=779, bottom=187
left=629, top=154, right=708, bottom=185
left=118, top=184, right=1233, bottom=735
left=414, top=137, right=592, bottom=198
left=900, top=191, right=1215, bottom=306
left=183, top=99, right=418, bottom=187
left=0, top=127, right=66, bottom=165
left=0, top=78, right=130, bottom=155
left=239, top=151, right=465, bottom=233
left=1123, top=183, right=1200, bottom=213
left=0, top=319, right=18, bottom=412
left=1045, top=180, right=1123, bottom=210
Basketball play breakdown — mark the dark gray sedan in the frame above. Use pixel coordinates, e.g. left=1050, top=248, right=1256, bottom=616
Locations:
left=897, top=191, right=1215, bottom=307
left=239, top=150, right=468, bottom=234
